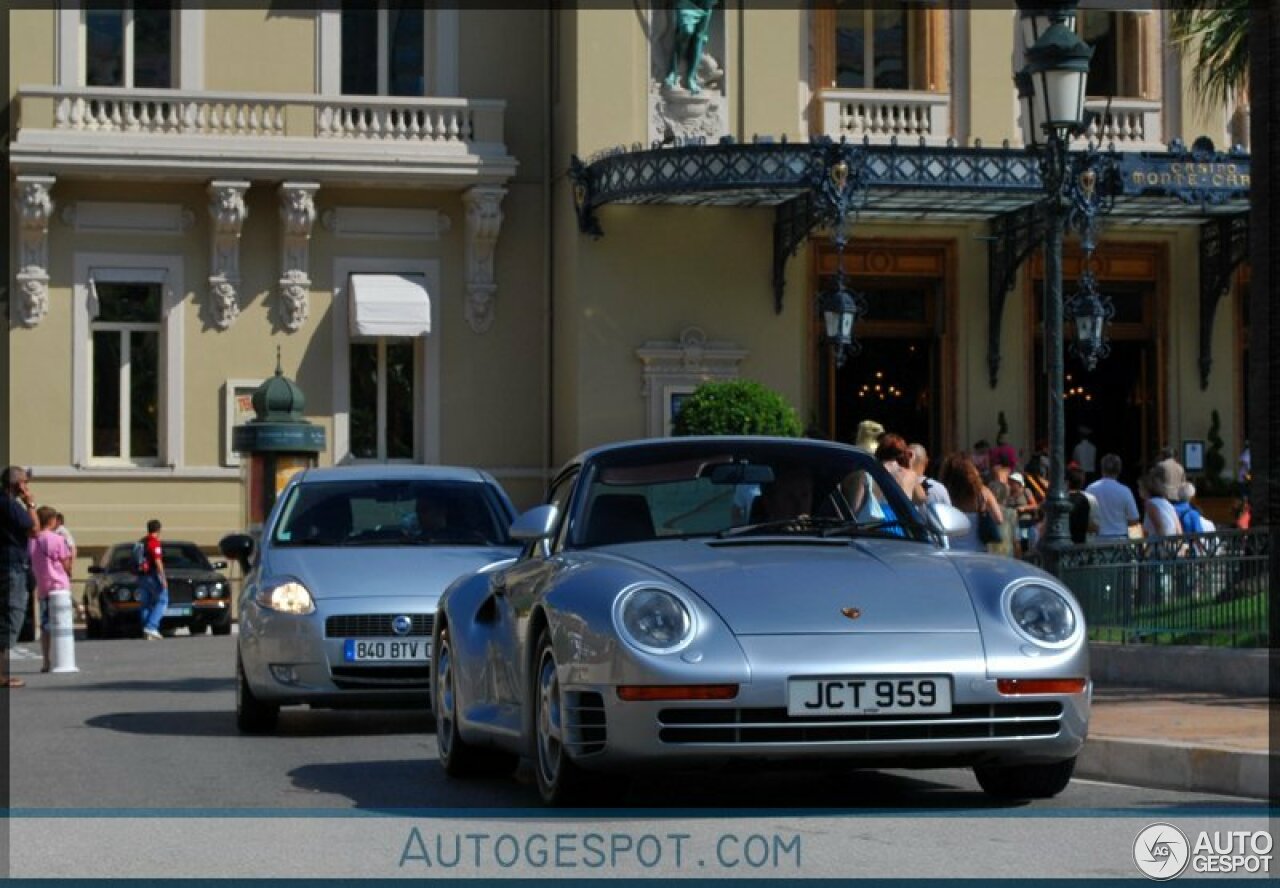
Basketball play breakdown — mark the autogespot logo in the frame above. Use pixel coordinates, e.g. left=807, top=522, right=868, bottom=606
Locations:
left=1134, top=823, right=1191, bottom=880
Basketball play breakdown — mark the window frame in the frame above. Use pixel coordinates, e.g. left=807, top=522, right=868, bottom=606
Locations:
left=813, top=3, right=946, bottom=95
left=80, top=2, right=175, bottom=89
left=318, top=5, right=458, bottom=97
left=347, top=336, right=420, bottom=464
left=73, top=254, right=185, bottom=469
left=60, top=3, right=201, bottom=90
left=331, top=257, right=441, bottom=465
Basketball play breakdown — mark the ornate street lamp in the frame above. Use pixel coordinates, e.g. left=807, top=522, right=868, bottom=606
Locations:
left=821, top=271, right=866, bottom=368
left=1016, top=0, right=1096, bottom=573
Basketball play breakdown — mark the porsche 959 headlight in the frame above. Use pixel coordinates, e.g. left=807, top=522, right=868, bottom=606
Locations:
left=254, top=578, right=315, bottom=615
left=1005, top=581, right=1078, bottom=646
left=614, top=584, right=694, bottom=653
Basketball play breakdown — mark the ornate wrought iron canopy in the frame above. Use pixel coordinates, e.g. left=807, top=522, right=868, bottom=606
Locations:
left=568, top=135, right=1250, bottom=383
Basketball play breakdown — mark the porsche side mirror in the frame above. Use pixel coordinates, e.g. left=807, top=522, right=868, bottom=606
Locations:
left=219, top=533, right=255, bottom=573
left=926, top=502, right=971, bottom=538
left=509, top=504, right=560, bottom=542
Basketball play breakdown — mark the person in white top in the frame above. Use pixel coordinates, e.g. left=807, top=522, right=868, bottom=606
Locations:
left=1085, top=453, right=1139, bottom=539
left=1142, top=470, right=1181, bottom=538
left=1071, top=426, right=1097, bottom=479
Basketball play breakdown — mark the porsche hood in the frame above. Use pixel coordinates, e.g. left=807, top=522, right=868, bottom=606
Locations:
left=618, top=539, right=979, bottom=635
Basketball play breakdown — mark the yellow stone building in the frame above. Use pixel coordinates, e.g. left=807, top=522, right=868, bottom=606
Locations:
left=6, top=4, right=1251, bottom=572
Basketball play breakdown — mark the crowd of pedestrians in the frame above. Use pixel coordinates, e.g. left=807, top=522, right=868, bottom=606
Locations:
left=853, top=422, right=1235, bottom=560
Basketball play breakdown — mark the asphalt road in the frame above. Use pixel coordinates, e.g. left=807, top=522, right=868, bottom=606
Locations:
left=5, top=630, right=1262, bottom=812
left=6, top=631, right=1271, bottom=880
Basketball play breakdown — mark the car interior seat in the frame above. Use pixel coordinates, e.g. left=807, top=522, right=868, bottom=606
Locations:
left=584, top=493, right=655, bottom=546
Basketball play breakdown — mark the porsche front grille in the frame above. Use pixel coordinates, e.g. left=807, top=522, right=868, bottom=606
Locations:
left=656, top=702, right=1063, bottom=745
left=325, top=614, right=433, bottom=638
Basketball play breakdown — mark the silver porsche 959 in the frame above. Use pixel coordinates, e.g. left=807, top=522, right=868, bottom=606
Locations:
left=431, top=437, right=1089, bottom=805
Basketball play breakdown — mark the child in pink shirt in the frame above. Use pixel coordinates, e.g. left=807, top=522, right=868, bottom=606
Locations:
left=28, top=506, right=72, bottom=672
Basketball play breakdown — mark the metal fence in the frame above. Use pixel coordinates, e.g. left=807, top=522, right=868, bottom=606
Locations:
left=1055, top=527, right=1272, bottom=646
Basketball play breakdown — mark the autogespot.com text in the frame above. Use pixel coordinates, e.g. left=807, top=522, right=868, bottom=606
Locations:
left=399, top=827, right=803, bottom=873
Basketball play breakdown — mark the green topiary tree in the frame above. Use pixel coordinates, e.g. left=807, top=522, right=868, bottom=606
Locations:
left=672, top=379, right=803, bottom=437
left=1203, top=409, right=1227, bottom=492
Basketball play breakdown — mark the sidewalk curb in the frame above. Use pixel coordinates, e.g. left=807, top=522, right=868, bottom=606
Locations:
left=1077, top=737, right=1273, bottom=800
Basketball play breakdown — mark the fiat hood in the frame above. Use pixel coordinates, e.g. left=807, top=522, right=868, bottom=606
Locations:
left=261, top=545, right=518, bottom=601
left=620, top=539, right=979, bottom=635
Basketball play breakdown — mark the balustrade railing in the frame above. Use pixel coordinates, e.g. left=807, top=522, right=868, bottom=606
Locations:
left=819, top=89, right=951, bottom=146
left=22, top=86, right=505, bottom=148
left=1073, top=98, right=1164, bottom=150
left=1056, top=527, right=1270, bottom=646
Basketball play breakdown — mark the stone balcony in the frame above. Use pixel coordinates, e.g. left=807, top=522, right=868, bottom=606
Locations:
left=10, top=86, right=516, bottom=186
left=819, top=89, right=951, bottom=147
left=1072, top=97, right=1164, bottom=152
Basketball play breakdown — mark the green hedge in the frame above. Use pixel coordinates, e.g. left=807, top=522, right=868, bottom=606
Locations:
left=671, top=379, right=803, bottom=437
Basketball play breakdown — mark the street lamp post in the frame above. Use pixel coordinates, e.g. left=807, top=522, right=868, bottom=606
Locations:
left=1016, top=1, right=1094, bottom=575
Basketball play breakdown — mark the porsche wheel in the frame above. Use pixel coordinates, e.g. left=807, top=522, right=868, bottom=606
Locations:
left=531, top=628, right=596, bottom=806
left=435, top=628, right=515, bottom=777
left=974, top=757, right=1076, bottom=800
left=236, top=652, right=279, bottom=735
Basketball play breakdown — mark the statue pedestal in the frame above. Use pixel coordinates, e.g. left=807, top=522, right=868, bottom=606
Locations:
left=660, top=87, right=712, bottom=122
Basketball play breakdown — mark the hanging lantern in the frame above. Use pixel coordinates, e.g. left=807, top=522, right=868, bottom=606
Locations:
left=1066, top=272, right=1114, bottom=370
left=821, top=281, right=866, bottom=368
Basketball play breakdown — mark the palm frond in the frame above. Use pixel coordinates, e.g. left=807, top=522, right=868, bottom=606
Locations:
left=1168, top=0, right=1250, bottom=108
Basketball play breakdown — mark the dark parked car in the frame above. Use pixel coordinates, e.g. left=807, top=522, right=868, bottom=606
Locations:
left=84, top=541, right=233, bottom=638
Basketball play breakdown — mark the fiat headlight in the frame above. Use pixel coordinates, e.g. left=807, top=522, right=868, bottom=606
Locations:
left=114, top=585, right=135, bottom=603
left=614, top=584, right=694, bottom=653
left=1006, top=581, right=1078, bottom=645
left=195, top=584, right=209, bottom=600
left=254, top=578, right=315, bottom=615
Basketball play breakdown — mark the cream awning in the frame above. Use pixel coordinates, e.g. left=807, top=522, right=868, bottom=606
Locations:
left=348, top=273, right=431, bottom=337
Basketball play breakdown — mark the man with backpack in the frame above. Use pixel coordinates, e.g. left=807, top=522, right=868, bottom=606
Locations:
left=135, top=519, right=168, bottom=640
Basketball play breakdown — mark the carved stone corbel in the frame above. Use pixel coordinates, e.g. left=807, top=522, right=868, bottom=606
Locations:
left=277, top=182, right=319, bottom=332
left=207, top=180, right=250, bottom=329
left=14, top=175, right=56, bottom=327
left=462, top=185, right=507, bottom=333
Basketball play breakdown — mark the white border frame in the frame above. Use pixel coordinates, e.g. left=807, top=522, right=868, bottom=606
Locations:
left=224, top=378, right=264, bottom=467
left=332, top=257, right=441, bottom=465
left=59, top=3, right=201, bottom=89
left=72, top=252, right=185, bottom=469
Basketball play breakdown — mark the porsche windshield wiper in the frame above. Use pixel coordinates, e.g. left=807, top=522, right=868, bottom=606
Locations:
left=716, top=516, right=847, bottom=538
left=819, top=519, right=907, bottom=538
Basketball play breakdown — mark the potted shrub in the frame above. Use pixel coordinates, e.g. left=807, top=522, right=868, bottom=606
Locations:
left=672, top=379, right=803, bottom=437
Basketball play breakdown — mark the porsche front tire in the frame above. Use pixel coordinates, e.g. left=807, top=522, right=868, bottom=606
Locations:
left=531, top=628, right=598, bottom=806
left=974, top=757, right=1076, bottom=800
left=435, top=628, right=515, bottom=778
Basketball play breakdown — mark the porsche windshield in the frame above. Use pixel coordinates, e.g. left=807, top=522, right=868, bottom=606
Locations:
left=271, top=479, right=512, bottom=547
left=570, top=440, right=927, bottom=547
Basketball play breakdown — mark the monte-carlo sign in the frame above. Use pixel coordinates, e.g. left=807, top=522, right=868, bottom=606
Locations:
left=1119, top=137, right=1250, bottom=206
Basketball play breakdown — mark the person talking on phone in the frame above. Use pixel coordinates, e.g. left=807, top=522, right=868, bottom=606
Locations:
left=2, top=466, right=39, bottom=687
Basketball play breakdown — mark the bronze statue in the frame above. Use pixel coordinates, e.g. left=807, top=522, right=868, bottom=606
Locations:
left=664, top=0, right=718, bottom=94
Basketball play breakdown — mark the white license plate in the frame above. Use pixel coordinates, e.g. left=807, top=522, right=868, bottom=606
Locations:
left=787, top=676, right=952, bottom=716
left=342, top=639, right=428, bottom=662
left=164, top=606, right=192, bottom=617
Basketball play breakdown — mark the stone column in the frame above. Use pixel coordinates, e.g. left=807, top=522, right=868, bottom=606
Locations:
left=14, top=175, right=56, bottom=328
left=277, top=182, right=320, bottom=332
left=462, top=185, right=506, bottom=333
left=208, top=180, right=250, bottom=329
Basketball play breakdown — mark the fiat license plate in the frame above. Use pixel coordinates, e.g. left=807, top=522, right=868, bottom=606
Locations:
left=787, top=676, right=952, bottom=716
left=343, top=639, right=428, bottom=662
